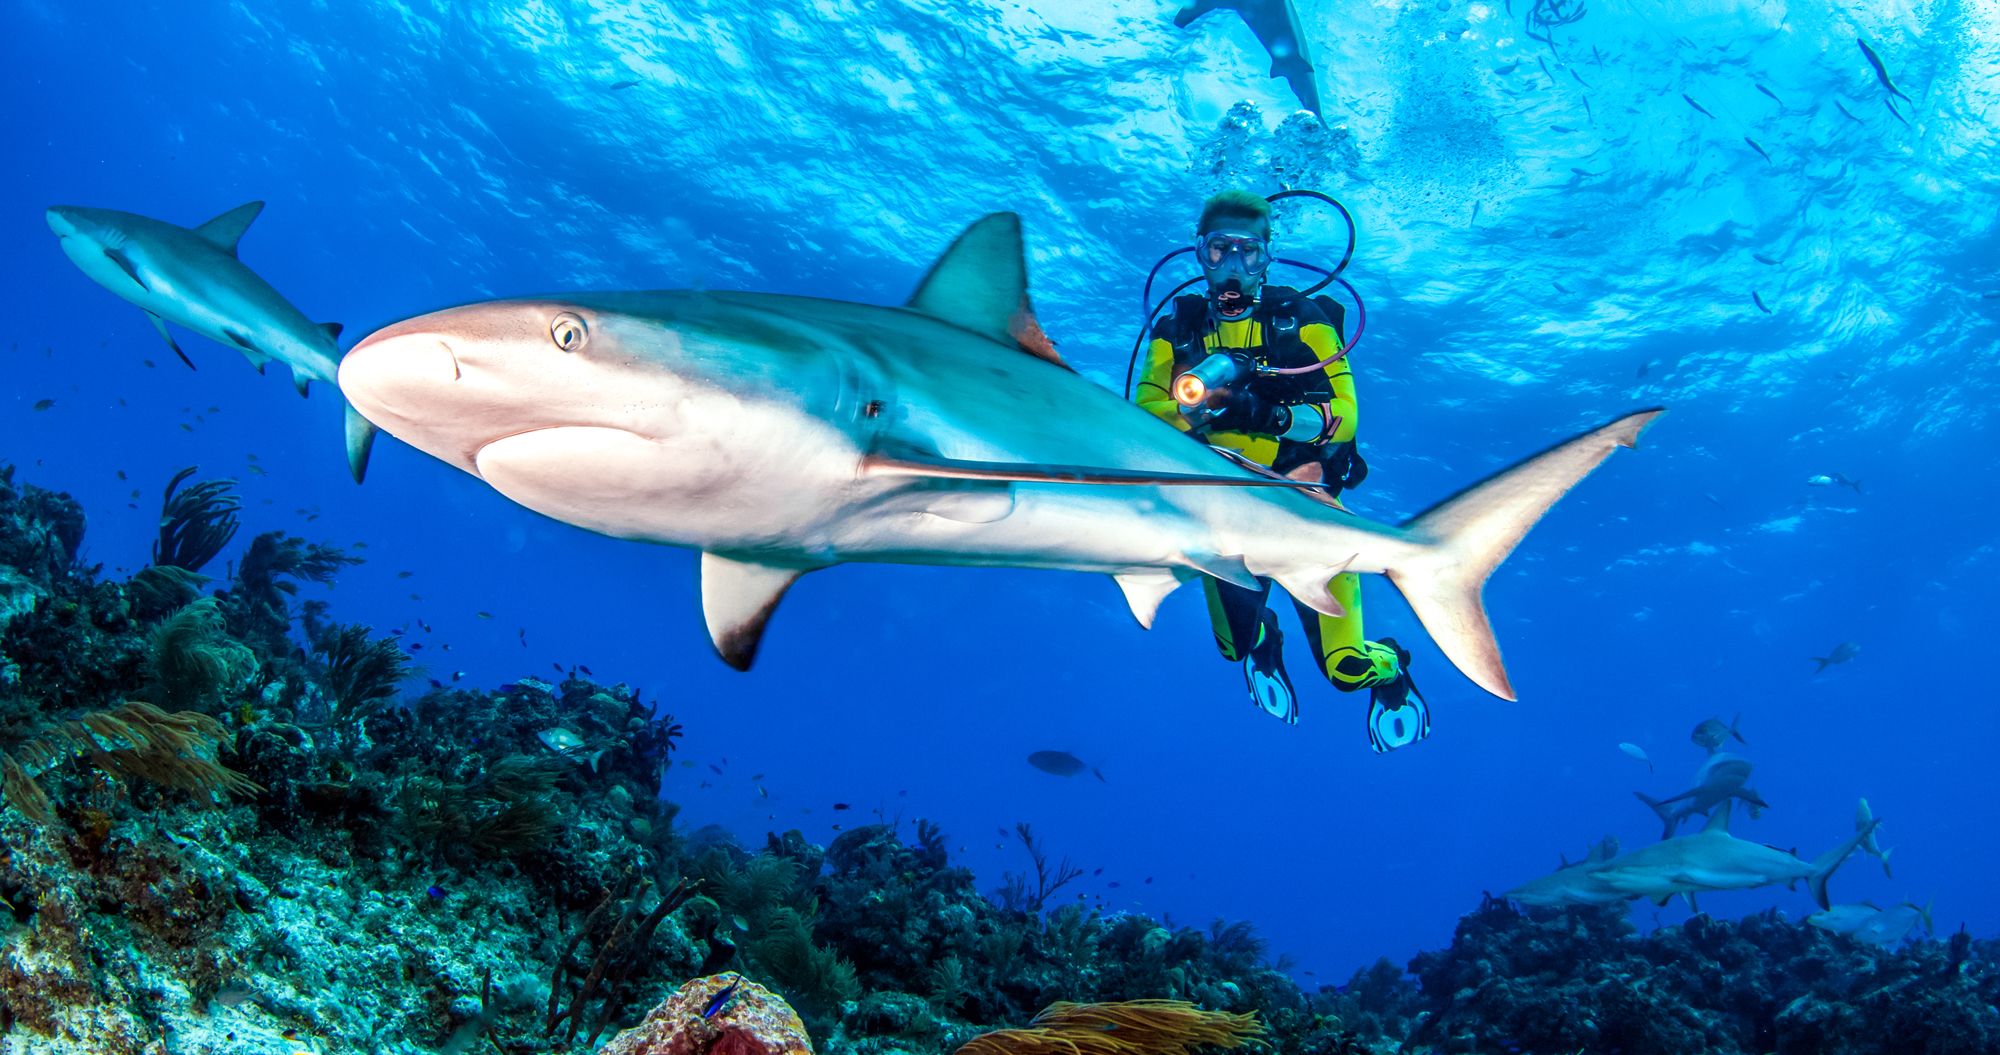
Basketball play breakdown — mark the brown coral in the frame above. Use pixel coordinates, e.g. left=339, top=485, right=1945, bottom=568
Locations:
left=598, top=973, right=813, bottom=1055
left=953, top=1000, right=1264, bottom=1055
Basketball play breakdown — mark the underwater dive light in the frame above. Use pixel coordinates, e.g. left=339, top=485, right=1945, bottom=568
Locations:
left=1173, top=351, right=1252, bottom=408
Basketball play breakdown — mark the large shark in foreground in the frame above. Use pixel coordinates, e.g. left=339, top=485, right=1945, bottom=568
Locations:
left=338, top=213, right=1656, bottom=691
left=46, top=202, right=376, bottom=482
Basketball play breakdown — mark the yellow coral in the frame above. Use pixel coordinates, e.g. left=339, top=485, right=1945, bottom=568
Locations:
left=953, top=999, right=1263, bottom=1055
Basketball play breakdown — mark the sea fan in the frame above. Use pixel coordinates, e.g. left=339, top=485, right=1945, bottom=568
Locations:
left=954, top=1000, right=1263, bottom=1055
left=150, top=467, right=240, bottom=573
left=0, top=701, right=259, bottom=823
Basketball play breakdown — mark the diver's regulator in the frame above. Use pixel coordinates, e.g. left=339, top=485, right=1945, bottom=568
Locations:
left=1173, top=351, right=1337, bottom=443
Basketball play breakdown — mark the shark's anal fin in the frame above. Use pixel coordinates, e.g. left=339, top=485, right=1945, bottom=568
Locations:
left=1112, top=569, right=1189, bottom=629
left=105, top=247, right=147, bottom=291
left=145, top=313, right=195, bottom=371
left=700, top=553, right=813, bottom=671
left=861, top=451, right=1324, bottom=490
left=192, top=201, right=264, bottom=256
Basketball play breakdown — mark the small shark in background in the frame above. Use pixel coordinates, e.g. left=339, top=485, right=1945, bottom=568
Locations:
left=1635, top=752, right=1768, bottom=839
left=1812, top=641, right=1860, bottom=673
left=45, top=202, right=376, bottom=482
left=1807, top=472, right=1862, bottom=493
left=1591, top=800, right=1881, bottom=911
left=1174, top=0, right=1323, bottom=118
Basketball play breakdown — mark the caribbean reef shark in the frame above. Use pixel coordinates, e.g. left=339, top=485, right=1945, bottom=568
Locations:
left=1591, top=800, right=1880, bottom=911
left=1174, top=0, right=1323, bottom=117
left=1504, top=836, right=1629, bottom=908
left=338, top=213, right=1656, bottom=691
left=1635, top=751, right=1768, bottom=839
left=46, top=202, right=376, bottom=482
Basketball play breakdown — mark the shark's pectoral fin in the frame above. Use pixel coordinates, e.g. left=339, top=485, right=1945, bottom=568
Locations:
left=192, top=201, right=264, bottom=256
left=105, top=248, right=147, bottom=291
left=1112, top=569, right=1191, bottom=629
left=861, top=450, right=1320, bottom=489
left=344, top=402, right=377, bottom=484
left=700, top=553, right=816, bottom=671
left=145, top=313, right=195, bottom=371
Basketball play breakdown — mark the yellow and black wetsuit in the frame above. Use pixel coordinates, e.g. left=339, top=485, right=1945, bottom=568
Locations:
left=1135, top=288, right=1404, bottom=695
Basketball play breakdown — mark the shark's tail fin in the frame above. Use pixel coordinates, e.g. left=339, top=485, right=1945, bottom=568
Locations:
left=1635, top=791, right=1679, bottom=839
left=1384, top=410, right=1662, bottom=700
left=1807, top=801, right=1884, bottom=910
left=1812, top=657, right=1832, bottom=673
left=1857, top=798, right=1892, bottom=877
left=345, top=401, right=378, bottom=484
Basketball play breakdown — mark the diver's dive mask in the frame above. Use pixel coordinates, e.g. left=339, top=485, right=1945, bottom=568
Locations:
left=1197, top=230, right=1270, bottom=316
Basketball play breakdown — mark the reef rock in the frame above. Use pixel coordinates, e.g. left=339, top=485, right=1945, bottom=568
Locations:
left=601, top=973, right=815, bottom=1055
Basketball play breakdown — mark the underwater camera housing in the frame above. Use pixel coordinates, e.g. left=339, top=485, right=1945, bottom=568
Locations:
left=1122, top=189, right=1371, bottom=403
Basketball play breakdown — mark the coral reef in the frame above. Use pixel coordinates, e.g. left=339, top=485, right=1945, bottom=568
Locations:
left=599, top=973, right=813, bottom=1055
left=1, top=461, right=1995, bottom=1055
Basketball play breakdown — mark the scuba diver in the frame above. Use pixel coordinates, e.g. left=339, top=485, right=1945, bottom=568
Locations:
left=1130, top=189, right=1429, bottom=752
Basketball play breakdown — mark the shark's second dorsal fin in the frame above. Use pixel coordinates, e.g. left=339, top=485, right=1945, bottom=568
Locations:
left=1702, top=801, right=1734, bottom=834
left=193, top=201, right=265, bottom=256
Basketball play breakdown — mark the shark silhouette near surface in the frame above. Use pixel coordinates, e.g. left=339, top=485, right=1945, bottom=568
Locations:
left=1175, top=0, right=1323, bottom=118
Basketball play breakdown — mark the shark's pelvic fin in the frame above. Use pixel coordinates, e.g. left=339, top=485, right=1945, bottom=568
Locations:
left=700, top=553, right=814, bottom=671
left=344, top=403, right=377, bottom=484
left=905, top=213, right=1030, bottom=346
left=860, top=451, right=1321, bottom=489
left=293, top=372, right=311, bottom=398
left=146, top=312, right=195, bottom=371
left=1183, top=553, right=1258, bottom=590
left=1385, top=408, right=1663, bottom=701
left=1112, top=569, right=1189, bottom=629
left=192, top=201, right=265, bottom=257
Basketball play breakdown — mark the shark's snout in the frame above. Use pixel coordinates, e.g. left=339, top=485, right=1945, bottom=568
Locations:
left=45, top=207, right=77, bottom=239
left=339, top=330, right=463, bottom=415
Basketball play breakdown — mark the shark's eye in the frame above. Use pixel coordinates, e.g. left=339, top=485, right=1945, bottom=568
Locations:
left=550, top=312, right=589, bottom=352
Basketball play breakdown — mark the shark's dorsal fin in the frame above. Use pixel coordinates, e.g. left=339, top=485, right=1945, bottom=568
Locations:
left=700, top=553, right=812, bottom=671
left=1702, top=801, right=1734, bottom=834
left=193, top=201, right=265, bottom=257
left=322, top=322, right=344, bottom=342
left=907, top=213, right=1031, bottom=342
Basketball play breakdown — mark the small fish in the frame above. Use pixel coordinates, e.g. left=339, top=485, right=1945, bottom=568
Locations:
left=1812, top=641, right=1861, bottom=673
left=1108, top=881, right=1122, bottom=888
left=1884, top=98, right=1910, bottom=128
left=709, top=764, right=724, bottom=775
left=1745, top=137, right=1772, bottom=163
left=609, top=79, right=642, bottom=91
left=1495, top=61, right=1521, bottom=75
left=1538, top=56, right=1553, bottom=84
left=552, top=662, right=564, bottom=673
left=1753, top=253, right=1779, bottom=266
left=1834, top=99, right=1862, bottom=122
left=418, top=619, right=432, bottom=633
left=428, top=678, right=443, bottom=688
left=1857, top=39, right=1911, bottom=102
left=578, top=664, right=594, bottom=676
left=33, top=398, right=58, bottom=410
left=757, top=785, right=768, bottom=799
left=832, top=802, right=851, bottom=811
left=1569, top=68, right=1587, bottom=88
left=1702, top=492, right=1725, bottom=509
left=1684, top=94, right=1716, bottom=118
left=1582, top=94, right=1594, bottom=123
left=751, top=772, right=766, bottom=781
left=410, top=642, right=425, bottom=651
left=1806, top=472, right=1862, bottom=493
left=116, top=470, right=127, bottom=480
left=680, top=760, right=695, bottom=769
left=1551, top=125, right=1578, bottom=134
left=397, top=570, right=414, bottom=579
left=1552, top=280, right=1572, bottom=294
left=1756, top=83, right=1783, bottom=106
left=1753, top=291, right=1773, bottom=314
left=451, top=670, right=465, bottom=682
left=1470, top=200, right=1481, bottom=226
left=476, top=611, right=493, bottom=619
left=426, top=885, right=447, bottom=899
left=701, top=980, right=740, bottom=1019
left=1692, top=714, right=1746, bottom=752
left=1092, top=868, right=1104, bottom=876
left=1618, top=742, right=1653, bottom=773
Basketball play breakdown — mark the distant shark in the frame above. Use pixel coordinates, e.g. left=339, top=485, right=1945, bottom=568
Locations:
left=45, top=202, right=376, bottom=482
left=338, top=213, right=1656, bottom=690
left=1504, top=836, right=1629, bottom=908
left=1174, top=0, right=1323, bottom=118
left=1635, top=752, right=1768, bottom=839
left=1591, top=800, right=1880, bottom=911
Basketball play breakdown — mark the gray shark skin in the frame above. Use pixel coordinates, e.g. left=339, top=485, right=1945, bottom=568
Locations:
left=46, top=202, right=376, bottom=482
left=338, top=213, right=1656, bottom=685
left=1635, top=751, right=1769, bottom=838
left=1591, top=800, right=1880, bottom=910
left=1175, top=0, right=1323, bottom=118
left=1504, top=836, right=1628, bottom=908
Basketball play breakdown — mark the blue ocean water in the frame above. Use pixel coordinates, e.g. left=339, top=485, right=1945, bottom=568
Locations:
left=2, top=0, right=1995, bottom=991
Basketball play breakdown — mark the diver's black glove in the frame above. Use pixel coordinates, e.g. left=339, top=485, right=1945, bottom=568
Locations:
left=1205, top=387, right=1291, bottom=435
